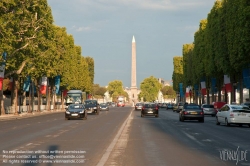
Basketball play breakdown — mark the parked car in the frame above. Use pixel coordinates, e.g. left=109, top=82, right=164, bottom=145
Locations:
left=213, top=101, right=227, bottom=113
left=166, top=103, right=174, bottom=110
left=100, top=103, right=109, bottom=111
left=141, top=103, right=159, bottom=118
left=179, top=104, right=204, bottom=122
left=84, top=100, right=100, bottom=115
left=201, top=104, right=216, bottom=116
left=135, top=103, right=143, bottom=111
left=216, top=104, right=250, bottom=127
left=65, top=104, right=87, bottom=120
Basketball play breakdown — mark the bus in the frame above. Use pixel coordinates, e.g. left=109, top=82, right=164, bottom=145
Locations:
left=65, top=90, right=84, bottom=107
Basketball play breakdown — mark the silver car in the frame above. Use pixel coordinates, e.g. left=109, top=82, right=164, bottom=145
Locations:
left=216, top=104, right=250, bottom=127
left=201, top=104, right=216, bottom=116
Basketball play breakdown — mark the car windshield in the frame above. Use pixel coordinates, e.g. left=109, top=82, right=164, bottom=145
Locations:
left=231, top=105, right=250, bottom=110
left=100, top=103, right=107, bottom=106
left=185, top=105, right=200, bottom=109
left=69, top=104, right=84, bottom=109
left=85, top=100, right=97, bottom=105
left=203, top=105, right=214, bottom=108
left=144, top=103, right=156, bottom=107
left=179, top=103, right=183, bottom=106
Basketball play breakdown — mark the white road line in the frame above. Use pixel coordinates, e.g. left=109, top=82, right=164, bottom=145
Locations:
left=96, top=109, right=133, bottom=166
left=182, top=131, right=205, bottom=146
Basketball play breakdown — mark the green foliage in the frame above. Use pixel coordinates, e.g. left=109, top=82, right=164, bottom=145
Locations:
left=161, top=85, right=176, bottom=99
left=0, top=1, right=94, bottom=97
left=138, top=76, right=161, bottom=102
left=172, top=56, right=183, bottom=92
left=93, top=84, right=107, bottom=96
left=107, top=80, right=128, bottom=101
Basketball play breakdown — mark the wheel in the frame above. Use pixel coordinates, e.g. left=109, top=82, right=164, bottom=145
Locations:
left=65, top=117, right=69, bottom=120
left=180, top=115, right=185, bottom=122
left=216, top=117, right=220, bottom=125
left=225, top=118, right=230, bottom=126
left=248, top=124, right=250, bottom=128
left=141, top=113, right=144, bottom=117
left=96, top=109, right=100, bottom=115
left=155, top=114, right=159, bottom=118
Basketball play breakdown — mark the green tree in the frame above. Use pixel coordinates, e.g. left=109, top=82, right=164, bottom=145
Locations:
left=161, top=85, right=176, bottom=100
left=107, top=80, right=128, bottom=101
left=139, top=76, right=161, bottom=102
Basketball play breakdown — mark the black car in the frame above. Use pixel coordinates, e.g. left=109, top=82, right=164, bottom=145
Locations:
left=100, top=103, right=109, bottom=111
left=179, top=104, right=204, bottom=122
left=166, top=103, right=174, bottom=110
left=84, top=100, right=100, bottom=115
left=141, top=103, right=159, bottom=118
left=65, top=104, right=87, bottom=120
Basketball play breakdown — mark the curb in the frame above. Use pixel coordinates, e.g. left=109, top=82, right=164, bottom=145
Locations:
left=0, top=109, right=65, bottom=120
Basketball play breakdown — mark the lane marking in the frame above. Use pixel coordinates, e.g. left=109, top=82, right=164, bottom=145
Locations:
left=96, top=109, right=133, bottom=166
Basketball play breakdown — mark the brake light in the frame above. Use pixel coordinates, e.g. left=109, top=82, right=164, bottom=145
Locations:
left=142, top=106, right=145, bottom=110
left=184, top=111, right=188, bottom=115
left=200, top=111, right=204, bottom=115
left=230, top=113, right=234, bottom=118
left=155, top=106, right=158, bottom=111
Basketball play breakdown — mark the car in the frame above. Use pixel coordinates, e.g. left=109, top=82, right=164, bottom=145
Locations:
left=135, top=103, right=143, bottom=111
left=161, top=103, right=167, bottom=108
left=216, top=104, right=250, bottom=127
left=111, top=102, right=116, bottom=107
left=172, top=104, right=178, bottom=112
left=141, top=103, right=159, bottom=118
left=241, top=102, right=250, bottom=108
left=100, top=103, right=109, bottom=111
left=176, top=102, right=184, bottom=113
left=166, top=103, right=174, bottom=110
left=179, top=104, right=204, bottom=122
left=84, top=100, right=100, bottom=115
left=65, top=104, right=87, bottom=120
left=201, top=104, right=216, bottom=116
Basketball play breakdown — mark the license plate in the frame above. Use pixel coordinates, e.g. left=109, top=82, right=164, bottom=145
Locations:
left=239, top=113, right=246, bottom=116
left=148, top=111, right=153, bottom=113
left=71, top=114, right=78, bottom=116
left=190, top=112, right=197, bottom=114
left=88, top=111, right=93, bottom=113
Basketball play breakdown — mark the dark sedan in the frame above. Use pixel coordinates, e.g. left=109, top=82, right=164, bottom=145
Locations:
left=100, top=103, right=109, bottom=111
left=179, top=104, right=204, bottom=122
left=141, top=103, right=159, bottom=118
left=166, top=103, right=174, bottom=110
left=65, top=104, right=87, bottom=120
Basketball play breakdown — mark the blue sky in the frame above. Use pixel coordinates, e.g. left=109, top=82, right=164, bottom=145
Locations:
left=47, top=0, right=216, bottom=88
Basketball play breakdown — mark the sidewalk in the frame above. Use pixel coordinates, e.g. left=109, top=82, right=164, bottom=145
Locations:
left=0, top=109, right=65, bottom=120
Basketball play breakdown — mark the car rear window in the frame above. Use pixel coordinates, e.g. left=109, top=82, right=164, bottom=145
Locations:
left=144, top=104, right=156, bottom=108
left=203, top=105, right=214, bottom=108
left=185, top=105, right=200, bottom=109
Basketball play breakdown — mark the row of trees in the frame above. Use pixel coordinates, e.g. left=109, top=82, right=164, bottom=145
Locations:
left=172, top=0, right=250, bottom=104
left=0, top=0, right=94, bottom=114
left=105, top=77, right=175, bottom=103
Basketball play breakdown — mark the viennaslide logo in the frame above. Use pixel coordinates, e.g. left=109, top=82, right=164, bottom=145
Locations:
left=219, top=146, right=248, bottom=165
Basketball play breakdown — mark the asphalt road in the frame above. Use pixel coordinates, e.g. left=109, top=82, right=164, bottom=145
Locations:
left=1, top=106, right=250, bottom=166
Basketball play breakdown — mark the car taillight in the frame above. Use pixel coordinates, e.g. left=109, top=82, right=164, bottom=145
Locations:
left=155, top=106, right=158, bottom=111
left=200, top=111, right=204, bottom=115
left=184, top=111, right=188, bottom=115
left=230, top=113, right=234, bottom=118
left=142, top=106, right=145, bottom=110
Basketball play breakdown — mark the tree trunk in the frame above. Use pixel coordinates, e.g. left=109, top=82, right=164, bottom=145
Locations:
left=11, top=78, right=19, bottom=115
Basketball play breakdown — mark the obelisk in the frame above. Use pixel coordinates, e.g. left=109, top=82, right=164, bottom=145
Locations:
left=131, top=36, right=138, bottom=104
